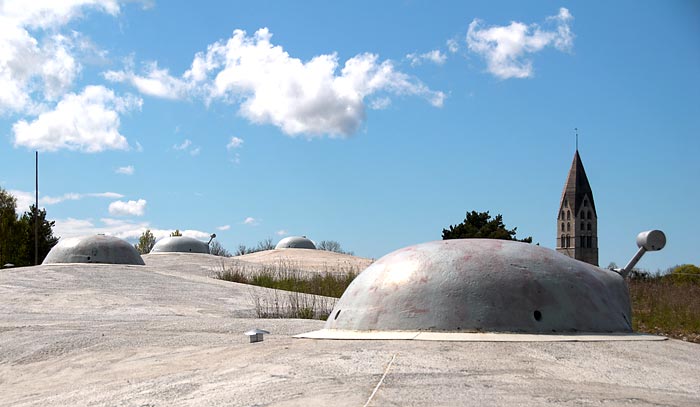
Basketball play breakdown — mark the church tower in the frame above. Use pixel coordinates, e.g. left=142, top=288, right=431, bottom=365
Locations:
left=556, top=150, right=598, bottom=266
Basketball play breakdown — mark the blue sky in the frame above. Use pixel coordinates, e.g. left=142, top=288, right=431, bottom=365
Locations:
left=1, top=0, right=698, bottom=271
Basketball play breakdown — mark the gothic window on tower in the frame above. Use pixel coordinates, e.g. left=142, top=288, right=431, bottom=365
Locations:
left=561, top=236, right=565, bottom=247
left=581, top=236, right=585, bottom=247
left=561, top=223, right=565, bottom=231
left=587, top=223, right=591, bottom=231
left=567, top=210, right=571, bottom=220
left=581, top=222, right=584, bottom=230
left=588, top=211, right=592, bottom=219
left=567, top=222, right=570, bottom=231
left=587, top=236, right=592, bottom=248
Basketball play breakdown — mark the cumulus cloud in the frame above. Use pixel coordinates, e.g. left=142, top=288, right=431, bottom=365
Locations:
left=242, top=216, right=258, bottom=225
left=173, top=139, right=191, bottom=150
left=406, top=50, right=447, bottom=66
left=108, top=199, right=146, bottom=216
left=104, top=61, right=190, bottom=100
left=466, top=8, right=574, bottom=79
left=226, top=136, right=244, bottom=149
left=217, top=224, right=231, bottom=231
left=0, top=0, right=124, bottom=114
left=116, top=165, right=134, bottom=175
left=446, top=38, right=460, bottom=53
left=275, top=229, right=288, bottom=236
left=12, top=85, right=142, bottom=152
left=108, top=27, right=445, bottom=137
left=53, top=217, right=209, bottom=241
left=8, top=189, right=123, bottom=212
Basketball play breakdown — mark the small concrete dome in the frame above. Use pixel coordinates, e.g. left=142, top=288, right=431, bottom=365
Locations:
left=325, top=239, right=632, bottom=334
left=275, top=236, right=316, bottom=250
left=150, top=236, right=210, bottom=254
left=43, top=235, right=145, bottom=265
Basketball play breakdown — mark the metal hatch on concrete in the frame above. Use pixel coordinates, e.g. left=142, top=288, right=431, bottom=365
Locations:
left=298, top=239, right=664, bottom=341
left=150, top=236, right=210, bottom=254
left=275, top=236, right=316, bottom=250
left=43, top=234, right=145, bottom=265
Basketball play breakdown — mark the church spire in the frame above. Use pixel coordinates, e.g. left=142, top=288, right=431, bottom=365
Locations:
left=556, top=148, right=599, bottom=266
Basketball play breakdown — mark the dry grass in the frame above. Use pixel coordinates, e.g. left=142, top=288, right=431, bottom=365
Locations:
left=628, top=276, right=700, bottom=343
left=215, top=260, right=360, bottom=320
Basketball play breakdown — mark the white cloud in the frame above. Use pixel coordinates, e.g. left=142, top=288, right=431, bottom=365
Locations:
left=466, top=8, right=574, bottom=79
left=52, top=217, right=209, bottom=242
left=275, top=229, right=288, bottom=236
left=12, top=85, right=142, bottom=152
left=226, top=136, right=244, bottom=149
left=116, top=165, right=134, bottom=175
left=0, top=0, right=124, bottom=114
left=369, top=97, right=391, bottom=110
left=108, top=199, right=146, bottom=216
left=406, top=50, right=447, bottom=66
left=217, top=224, right=231, bottom=231
left=104, top=61, right=190, bottom=100
left=109, top=27, right=444, bottom=137
left=189, top=146, right=201, bottom=156
left=242, top=216, right=258, bottom=225
left=8, top=189, right=123, bottom=212
left=446, top=38, right=459, bottom=53
left=173, top=139, right=191, bottom=150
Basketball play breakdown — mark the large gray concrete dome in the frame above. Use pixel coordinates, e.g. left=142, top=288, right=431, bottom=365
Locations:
left=43, top=235, right=145, bottom=265
left=275, top=236, right=316, bottom=250
left=323, top=239, right=632, bottom=334
left=150, top=236, right=210, bottom=254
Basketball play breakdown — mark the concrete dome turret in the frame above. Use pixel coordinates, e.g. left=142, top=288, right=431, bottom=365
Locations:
left=150, top=236, right=210, bottom=254
left=43, top=235, right=145, bottom=265
left=275, top=236, right=316, bottom=250
left=322, top=239, right=632, bottom=334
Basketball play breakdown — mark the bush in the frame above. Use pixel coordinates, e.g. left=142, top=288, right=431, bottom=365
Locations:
left=670, top=264, right=700, bottom=285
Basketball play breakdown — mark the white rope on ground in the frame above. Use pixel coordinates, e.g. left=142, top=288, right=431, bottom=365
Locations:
left=363, top=353, right=397, bottom=407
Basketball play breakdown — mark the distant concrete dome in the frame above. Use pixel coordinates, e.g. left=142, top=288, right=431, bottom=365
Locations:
left=324, top=239, right=632, bottom=334
left=150, top=236, right=210, bottom=254
left=275, top=236, right=316, bottom=250
left=43, top=235, right=145, bottom=265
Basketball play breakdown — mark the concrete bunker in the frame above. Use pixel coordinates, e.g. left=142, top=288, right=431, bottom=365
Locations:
left=317, top=239, right=635, bottom=335
left=150, top=236, right=210, bottom=254
left=275, top=236, right=316, bottom=250
left=43, top=234, right=145, bottom=265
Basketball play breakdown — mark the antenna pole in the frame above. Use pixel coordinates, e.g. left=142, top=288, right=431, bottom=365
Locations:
left=34, top=151, right=38, bottom=265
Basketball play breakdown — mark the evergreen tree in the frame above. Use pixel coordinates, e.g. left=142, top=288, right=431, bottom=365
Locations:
left=170, top=229, right=182, bottom=237
left=135, top=229, right=156, bottom=254
left=16, top=205, right=59, bottom=266
left=442, top=210, right=532, bottom=243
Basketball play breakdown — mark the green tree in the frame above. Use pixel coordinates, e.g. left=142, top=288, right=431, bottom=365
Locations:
left=135, top=229, right=156, bottom=254
left=670, top=264, right=700, bottom=285
left=442, top=210, right=532, bottom=243
left=15, top=205, right=59, bottom=265
left=0, top=187, right=20, bottom=265
left=170, top=229, right=182, bottom=237
left=0, top=188, right=59, bottom=267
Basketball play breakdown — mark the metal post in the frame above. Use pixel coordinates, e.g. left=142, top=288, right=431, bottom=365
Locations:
left=35, top=151, right=38, bottom=265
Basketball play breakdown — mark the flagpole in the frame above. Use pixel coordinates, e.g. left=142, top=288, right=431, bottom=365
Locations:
left=35, top=151, right=38, bottom=265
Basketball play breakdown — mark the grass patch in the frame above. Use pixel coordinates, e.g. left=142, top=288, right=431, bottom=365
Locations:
left=629, top=276, right=700, bottom=343
left=215, top=260, right=360, bottom=320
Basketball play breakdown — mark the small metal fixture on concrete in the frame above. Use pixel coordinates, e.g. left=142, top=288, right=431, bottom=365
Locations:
left=275, top=236, right=316, bottom=250
left=207, top=233, right=216, bottom=245
left=43, top=235, right=145, bottom=265
left=245, top=329, right=270, bottom=343
left=616, top=230, right=666, bottom=278
left=150, top=236, right=210, bottom=254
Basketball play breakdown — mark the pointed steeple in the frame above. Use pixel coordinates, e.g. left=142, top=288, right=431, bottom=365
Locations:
left=557, top=149, right=599, bottom=266
left=560, top=150, right=597, bottom=219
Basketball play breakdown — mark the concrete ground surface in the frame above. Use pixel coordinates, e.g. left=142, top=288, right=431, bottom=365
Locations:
left=1, top=253, right=699, bottom=406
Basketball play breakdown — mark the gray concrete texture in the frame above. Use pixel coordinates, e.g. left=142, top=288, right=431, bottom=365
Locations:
left=2, top=251, right=699, bottom=406
left=42, top=234, right=145, bottom=265
left=151, top=236, right=210, bottom=254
